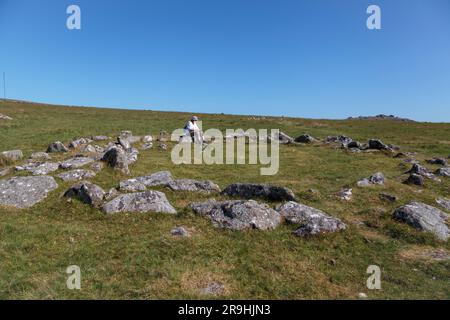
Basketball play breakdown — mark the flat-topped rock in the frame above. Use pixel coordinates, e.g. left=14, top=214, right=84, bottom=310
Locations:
left=221, top=183, right=296, bottom=201
left=47, top=141, right=69, bottom=153
left=393, top=202, right=449, bottom=241
left=57, top=169, right=96, bottom=182
left=0, top=176, right=58, bottom=209
left=1, top=150, right=23, bottom=162
left=30, top=152, right=51, bottom=161
left=15, top=162, right=60, bottom=175
left=119, top=171, right=173, bottom=192
left=276, top=201, right=346, bottom=236
left=167, top=179, right=220, bottom=193
left=191, top=199, right=281, bottom=230
left=60, top=157, right=95, bottom=170
left=102, top=190, right=176, bottom=214
left=64, top=182, right=105, bottom=207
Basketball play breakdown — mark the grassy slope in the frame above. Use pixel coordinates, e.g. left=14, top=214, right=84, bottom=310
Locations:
left=0, top=99, right=449, bottom=299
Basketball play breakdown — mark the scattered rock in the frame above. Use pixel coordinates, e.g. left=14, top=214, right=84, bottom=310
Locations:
left=404, top=173, right=424, bottom=186
left=0, top=113, right=13, bottom=120
left=337, top=188, right=352, bottom=201
left=368, top=139, right=390, bottom=151
left=101, top=147, right=130, bottom=175
left=119, top=131, right=133, bottom=139
left=80, top=145, right=97, bottom=153
left=393, top=202, right=449, bottom=241
left=171, top=226, right=190, bottom=237
left=201, top=282, right=225, bottom=296
left=0, top=150, right=23, bottom=162
left=60, top=157, right=95, bottom=170
left=90, top=162, right=104, bottom=172
left=426, top=158, right=448, bottom=166
left=357, top=172, right=385, bottom=187
left=141, top=142, right=153, bottom=150
left=276, top=201, right=346, bottom=236
left=221, top=183, right=296, bottom=201
left=118, top=137, right=131, bottom=150
left=158, top=131, right=169, bottom=142
left=92, top=135, right=110, bottom=141
left=406, top=164, right=440, bottom=181
left=30, top=152, right=51, bottom=161
left=348, top=114, right=413, bottom=122
left=295, top=134, right=317, bottom=143
left=15, top=162, right=60, bottom=175
left=436, top=198, right=450, bottom=211
left=379, top=193, right=397, bottom=202
left=276, top=132, right=294, bottom=144
left=435, top=167, right=450, bottom=177
left=158, top=143, right=168, bottom=150
left=143, top=135, right=153, bottom=143
left=57, top=169, right=96, bottom=182
left=119, top=171, right=173, bottom=192
left=167, top=179, right=220, bottom=193
left=127, top=136, right=141, bottom=144
left=102, top=190, right=176, bottom=214
left=64, top=182, right=105, bottom=207
left=69, top=138, right=92, bottom=149
left=325, top=135, right=353, bottom=147
left=0, top=176, right=58, bottom=209
left=191, top=200, right=282, bottom=230
left=47, top=141, right=69, bottom=153
left=347, top=141, right=363, bottom=149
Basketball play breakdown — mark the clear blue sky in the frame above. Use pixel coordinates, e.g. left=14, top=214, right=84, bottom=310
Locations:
left=1, top=0, right=449, bottom=121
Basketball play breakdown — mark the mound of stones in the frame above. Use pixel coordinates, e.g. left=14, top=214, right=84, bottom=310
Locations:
left=357, top=172, right=385, bottom=187
left=191, top=200, right=282, bottom=230
left=0, top=150, right=23, bottom=162
left=102, top=190, right=176, bottom=214
left=64, top=182, right=105, bottom=207
left=276, top=201, right=346, bottom=236
left=426, top=158, right=448, bottom=166
left=393, top=202, right=449, bottom=241
left=221, top=183, right=296, bottom=201
left=0, top=176, right=58, bottom=209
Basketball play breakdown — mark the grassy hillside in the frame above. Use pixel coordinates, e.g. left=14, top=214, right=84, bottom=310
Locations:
left=0, top=99, right=449, bottom=299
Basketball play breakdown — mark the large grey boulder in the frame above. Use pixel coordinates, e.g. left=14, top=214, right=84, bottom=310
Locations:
left=60, top=157, right=95, bottom=170
left=119, top=171, right=173, bottom=192
left=102, top=190, right=176, bottom=214
left=57, top=169, right=96, bottom=182
left=15, top=162, right=60, bottom=175
left=221, top=183, right=296, bottom=201
left=191, top=200, right=282, bottom=230
left=47, top=141, right=69, bottom=153
left=393, top=202, right=449, bottom=241
left=276, top=201, right=346, bottom=236
left=101, top=147, right=130, bottom=174
left=368, top=139, right=390, bottom=151
left=0, top=176, right=58, bottom=209
left=295, top=134, right=317, bottom=144
left=64, top=182, right=105, bottom=207
left=1, top=150, right=23, bottom=162
left=404, top=173, right=424, bottom=186
left=167, top=179, right=220, bottom=193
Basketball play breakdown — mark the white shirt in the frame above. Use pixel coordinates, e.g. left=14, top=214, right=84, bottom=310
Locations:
left=184, top=121, right=199, bottom=134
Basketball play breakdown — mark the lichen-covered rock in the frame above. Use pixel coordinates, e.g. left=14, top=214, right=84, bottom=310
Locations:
left=295, top=134, right=317, bottom=143
left=393, top=202, right=449, bottom=241
left=357, top=172, right=385, bottom=187
left=30, top=152, right=51, bottom=161
left=57, top=169, right=96, bottom=182
left=435, top=167, right=450, bottom=177
left=276, top=201, right=346, bottom=236
left=15, top=162, right=60, bottom=175
left=191, top=199, right=281, bottom=230
left=47, top=141, right=69, bottom=153
left=325, top=135, right=353, bottom=147
left=60, top=157, right=95, bottom=170
left=404, top=173, right=425, bottom=186
left=143, top=135, right=153, bottom=143
left=426, top=158, right=448, bottom=166
left=69, top=137, right=92, bottom=149
left=368, top=139, right=390, bottom=150
left=276, top=132, right=294, bottom=144
left=118, top=137, right=131, bottom=150
left=406, top=164, right=440, bottom=181
left=80, top=145, right=97, bottom=154
left=101, top=147, right=130, bottom=174
left=92, top=135, right=110, bottom=141
left=64, top=182, right=105, bottom=207
left=436, top=198, right=450, bottom=211
left=119, top=171, right=173, bottom=192
left=221, top=183, right=296, bottom=201
left=0, top=176, right=58, bottom=208
left=167, top=179, right=220, bottom=193
left=1, top=150, right=23, bottom=162
left=171, top=226, right=190, bottom=237
left=102, top=190, right=176, bottom=214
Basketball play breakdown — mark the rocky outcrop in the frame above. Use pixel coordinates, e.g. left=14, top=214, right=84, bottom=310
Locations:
left=0, top=176, right=58, bottom=209
left=64, top=182, right=105, bottom=207
left=119, top=171, right=173, bottom=192
left=102, top=190, right=176, bottom=214
left=47, top=141, right=69, bottom=153
left=393, top=202, right=449, bottom=241
left=57, top=169, right=96, bottom=182
left=221, top=183, right=296, bottom=201
left=167, top=179, right=220, bottom=193
left=325, top=135, right=353, bottom=147
left=191, top=200, right=282, bottom=230
left=406, top=164, right=440, bottom=181
left=276, top=201, right=346, bottom=236
left=337, top=188, right=352, bottom=201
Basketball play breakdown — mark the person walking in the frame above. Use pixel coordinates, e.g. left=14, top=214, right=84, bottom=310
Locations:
left=183, top=116, right=200, bottom=143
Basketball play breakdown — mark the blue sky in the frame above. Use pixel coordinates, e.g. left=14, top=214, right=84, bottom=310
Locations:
left=0, top=0, right=449, bottom=121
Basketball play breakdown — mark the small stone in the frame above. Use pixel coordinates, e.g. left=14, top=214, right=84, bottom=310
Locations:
left=47, top=141, right=69, bottom=153
left=379, top=193, right=397, bottom=202
left=201, top=282, right=225, bottom=296
left=60, top=157, right=95, bottom=170
left=358, top=293, right=368, bottom=299
left=30, top=152, right=51, bottom=161
left=171, top=226, right=190, bottom=237
left=426, top=158, right=448, bottom=166
left=143, top=135, right=153, bottom=143
left=337, top=188, right=352, bottom=201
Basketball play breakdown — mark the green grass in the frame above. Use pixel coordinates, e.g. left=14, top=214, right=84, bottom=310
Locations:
left=0, top=99, right=449, bottom=299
